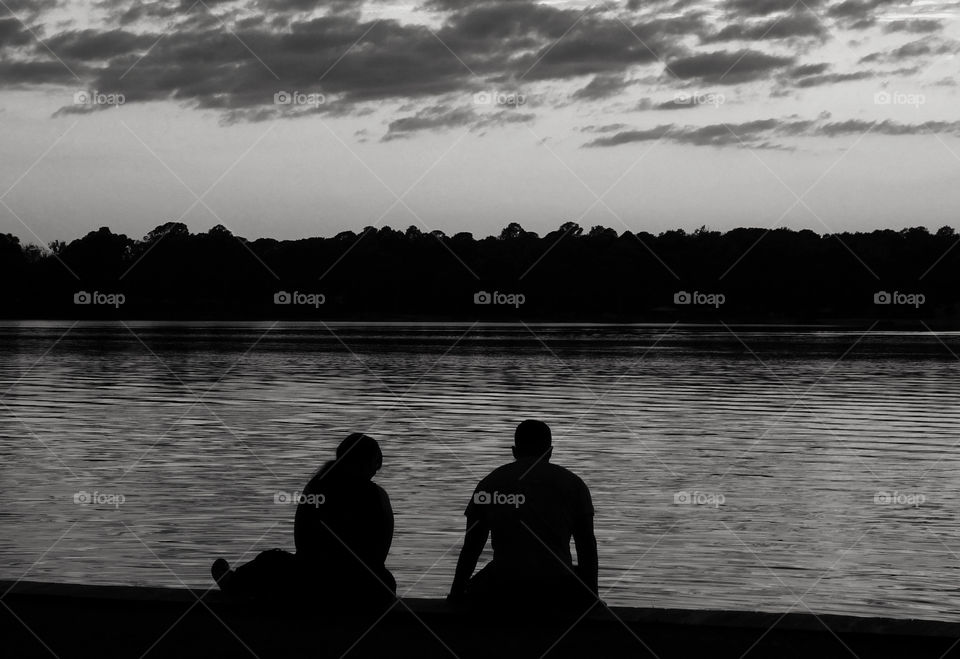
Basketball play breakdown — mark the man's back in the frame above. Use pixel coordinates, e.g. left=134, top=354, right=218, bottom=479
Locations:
left=465, top=458, right=593, bottom=580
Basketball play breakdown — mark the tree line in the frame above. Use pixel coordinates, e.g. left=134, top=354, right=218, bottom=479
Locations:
left=1, top=221, right=957, bottom=324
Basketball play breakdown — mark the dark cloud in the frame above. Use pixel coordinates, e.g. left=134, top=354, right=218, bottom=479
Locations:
left=820, top=119, right=960, bottom=136
left=882, top=19, right=943, bottom=34
left=0, top=0, right=947, bottom=130
left=652, top=92, right=726, bottom=109
left=584, top=116, right=960, bottom=148
left=826, top=0, right=909, bottom=29
left=579, top=122, right=629, bottom=133
left=584, top=124, right=673, bottom=147
left=703, top=12, right=827, bottom=42
left=571, top=73, right=631, bottom=100
left=0, top=60, right=78, bottom=84
left=43, top=29, right=159, bottom=60
left=792, top=70, right=875, bottom=87
left=385, top=104, right=476, bottom=138
left=860, top=38, right=959, bottom=63
left=0, top=0, right=690, bottom=120
left=723, top=0, right=826, bottom=17
left=787, top=62, right=831, bottom=77
left=383, top=102, right=533, bottom=140
left=0, top=17, right=33, bottom=48
left=666, top=49, right=795, bottom=83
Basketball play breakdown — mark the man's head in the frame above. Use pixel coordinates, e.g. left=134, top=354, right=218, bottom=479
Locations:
left=512, top=420, right=553, bottom=461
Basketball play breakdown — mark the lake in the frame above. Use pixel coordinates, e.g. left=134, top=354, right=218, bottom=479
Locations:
left=2, top=321, right=960, bottom=621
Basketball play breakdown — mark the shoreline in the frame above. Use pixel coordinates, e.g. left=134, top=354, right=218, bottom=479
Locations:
left=0, top=318, right=953, bottom=330
left=3, top=580, right=958, bottom=657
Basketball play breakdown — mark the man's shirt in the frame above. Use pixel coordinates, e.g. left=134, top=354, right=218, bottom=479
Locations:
left=464, top=458, right=593, bottom=579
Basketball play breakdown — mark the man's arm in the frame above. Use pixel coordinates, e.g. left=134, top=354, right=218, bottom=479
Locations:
left=449, top=516, right=489, bottom=598
left=573, top=480, right=598, bottom=594
left=573, top=517, right=598, bottom=595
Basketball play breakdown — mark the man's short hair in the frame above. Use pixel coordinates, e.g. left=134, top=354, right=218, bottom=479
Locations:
left=514, top=420, right=552, bottom=457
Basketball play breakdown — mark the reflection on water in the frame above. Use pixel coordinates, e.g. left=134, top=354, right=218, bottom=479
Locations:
left=2, top=321, right=960, bottom=620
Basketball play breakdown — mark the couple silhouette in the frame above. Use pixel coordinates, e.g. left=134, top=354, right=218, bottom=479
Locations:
left=212, top=420, right=599, bottom=612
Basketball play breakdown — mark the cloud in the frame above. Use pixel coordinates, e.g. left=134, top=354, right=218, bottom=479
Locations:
left=385, top=104, right=476, bottom=139
left=666, top=49, right=795, bottom=83
left=702, top=12, right=827, bottom=43
left=787, top=62, right=831, bottom=77
left=0, top=60, right=78, bottom=84
left=0, top=0, right=952, bottom=133
left=584, top=124, right=674, bottom=147
left=383, top=102, right=533, bottom=140
left=15, top=1, right=691, bottom=121
left=0, top=17, right=33, bottom=49
left=882, top=19, right=943, bottom=34
left=579, top=122, right=630, bottom=133
left=571, top=73, right=632, bottom=101
left=723, top=0, right=827, bottom=17
left=826, top=0, right=910, bottom=29
left=819, top=119, right=960, bottom=137
left=44, top=29, right=159, bottom=60
left=859, top=38, right=959, bottom=63
left=583, top=116, right=960, bottom=148
left=2, top=0, right=61, bottom=21
left=793, top=70, right=875, bottom=87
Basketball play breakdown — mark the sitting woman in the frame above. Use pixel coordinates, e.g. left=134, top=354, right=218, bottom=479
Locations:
left=212, top=433, right=396, bottom=607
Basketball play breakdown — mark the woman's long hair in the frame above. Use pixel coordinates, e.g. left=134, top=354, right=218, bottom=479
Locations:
left=308, top=433, right=382, bottom=490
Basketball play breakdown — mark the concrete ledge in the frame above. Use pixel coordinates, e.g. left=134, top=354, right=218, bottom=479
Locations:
left=2, top=580, right=959, bottom=658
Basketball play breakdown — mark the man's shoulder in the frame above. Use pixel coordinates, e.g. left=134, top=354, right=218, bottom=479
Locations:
left=540, top=461, right=587, bottom=485
left=478, top=462, right=520, bottom=486
left=550, top=463, right=590, bottom=492
left=483, top=460, right=588, bottom=488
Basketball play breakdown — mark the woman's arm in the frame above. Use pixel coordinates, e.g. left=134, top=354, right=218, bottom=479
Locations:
left=378, top=485, right=394, bottom=559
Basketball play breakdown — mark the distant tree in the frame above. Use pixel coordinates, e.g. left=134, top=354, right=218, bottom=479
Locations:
left=208, top=224, right=234, bottom=239
left=144, top=222, right=189, bottom=243
left=499, top=222, right=526, bottom=240
left=3, top=221, right=960, bottom=321
left=588, top=225, right=618, bottom=239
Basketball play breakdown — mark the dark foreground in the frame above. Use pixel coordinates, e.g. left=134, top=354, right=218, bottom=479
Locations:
left=2, top=580, right=959, bottom=658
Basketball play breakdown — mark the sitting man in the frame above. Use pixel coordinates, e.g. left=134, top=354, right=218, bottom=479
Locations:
left=449, top=420, right=598, bottom=611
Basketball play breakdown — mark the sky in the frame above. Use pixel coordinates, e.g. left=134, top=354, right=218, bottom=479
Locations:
left=0, top=0, right=959, bottom=244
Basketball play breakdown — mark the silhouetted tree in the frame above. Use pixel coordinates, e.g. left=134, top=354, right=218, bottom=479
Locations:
left=3, top=221, right=959, bottom=323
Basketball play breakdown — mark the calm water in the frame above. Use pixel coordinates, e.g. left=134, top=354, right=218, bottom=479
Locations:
left=2, top=321, right=960, bottom=621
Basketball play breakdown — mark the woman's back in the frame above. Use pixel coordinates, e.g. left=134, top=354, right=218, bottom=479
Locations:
left=294, top=468, right=394, bottom=571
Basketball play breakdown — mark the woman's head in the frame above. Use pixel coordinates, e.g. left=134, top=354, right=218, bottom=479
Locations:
left=333, top=433, right=383, bottom=480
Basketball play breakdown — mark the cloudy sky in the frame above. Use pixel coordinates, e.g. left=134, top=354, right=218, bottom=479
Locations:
left=1, top=0, right=958, bottom=243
